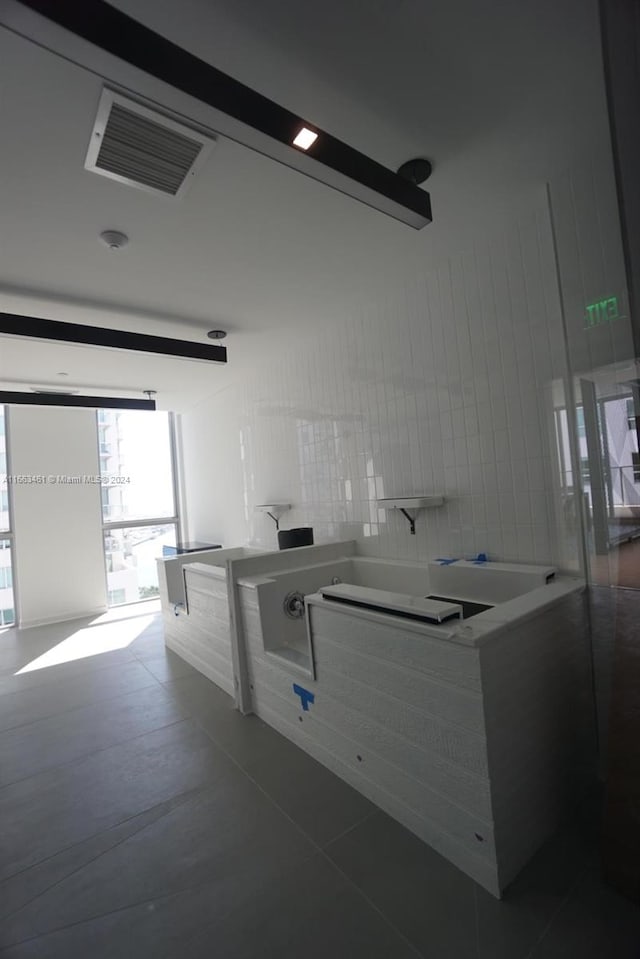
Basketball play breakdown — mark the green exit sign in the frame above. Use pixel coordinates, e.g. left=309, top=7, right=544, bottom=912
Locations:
left=584, top=295, right=623, bottom=328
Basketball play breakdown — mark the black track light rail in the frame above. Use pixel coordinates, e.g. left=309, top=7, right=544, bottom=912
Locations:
left=0, top=312, right=227, bottom=363
left=16, top=0, right=432, bottom=228
left=0, top=391, right=156, bottom=410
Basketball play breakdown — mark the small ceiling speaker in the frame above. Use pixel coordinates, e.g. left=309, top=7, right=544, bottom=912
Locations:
left=100, top=230, right=129, bottom=251
left=207, top=330, right=227, bottom=340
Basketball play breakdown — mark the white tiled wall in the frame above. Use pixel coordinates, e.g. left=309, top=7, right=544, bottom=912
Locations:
left=182, top=194, right=577, bottom=567
left=179, top=129, right=636, bottom=572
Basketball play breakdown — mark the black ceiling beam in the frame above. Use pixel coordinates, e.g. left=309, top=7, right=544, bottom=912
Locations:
left=0, top=312, right=227, bottom=362
left=16, top=0, right=432, bottom=229
left=0, top=391, right=155, bottom=410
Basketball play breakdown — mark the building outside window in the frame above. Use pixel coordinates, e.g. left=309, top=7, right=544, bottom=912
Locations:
left=98, top=409, right=178, bottom=606
left=556, top=394, right=640, bottom=546
left=0, top=406, right=15, bottom=627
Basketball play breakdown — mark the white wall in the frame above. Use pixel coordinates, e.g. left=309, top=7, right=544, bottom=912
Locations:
left=180, top=195, right=569, bottom=565
left=9, top=406, right=107, bottom=627
left=177, top=6, right=635, bottom=573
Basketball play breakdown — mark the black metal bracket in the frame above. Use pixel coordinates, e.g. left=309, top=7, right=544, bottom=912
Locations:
left=398, top=508, right=416, bottom=535
left=266, top=512, right=280, bottom=531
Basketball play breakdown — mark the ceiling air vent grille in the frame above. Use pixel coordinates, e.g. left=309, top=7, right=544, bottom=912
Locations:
left=85, top=90, right=215, bottom=198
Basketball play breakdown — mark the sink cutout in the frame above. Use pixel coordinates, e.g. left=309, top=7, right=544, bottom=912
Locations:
left=426, top=595, right=494, bottom=619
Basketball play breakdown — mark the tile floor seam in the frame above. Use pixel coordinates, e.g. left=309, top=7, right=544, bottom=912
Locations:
left=134, top=656, right=181, bottom=684
left=0, top=676, right=163, bottom=737
left=0, top=796, right=228, bottom=948
left=0, top=712, right=191, bottom=792
left=0, top=784, right=211, bottom=920
left=1, top=610, right=161, bottom=644
left=521, top=865, right=589, bottom=959
left=0, top=651, right=143, bottom=686
left=0, top=651, right=139, bottom=678
left=318, top=807, right=380, bottom=851
left=174, top=849, right=350, bottom=959
left=0, top=848, right=323, bottom=950
left=473, top=884, right=482, bottom=959
left=0, top=717, right=192, bottom=802
left=315, top=845, right=428, bottom=959
left=174, top=708, right=332, bottom=850
left=169, top=707, right=428, bottom=958
left=170, top=700, right=380, bottom=856
left=0, top=675, right=174, bottom=737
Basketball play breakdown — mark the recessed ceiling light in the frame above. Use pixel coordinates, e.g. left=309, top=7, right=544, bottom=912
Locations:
left=292, top=128, right=318, bottom=151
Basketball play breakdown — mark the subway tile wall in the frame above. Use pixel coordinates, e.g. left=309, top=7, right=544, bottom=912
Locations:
left=180, top=198, right=578, bottom=567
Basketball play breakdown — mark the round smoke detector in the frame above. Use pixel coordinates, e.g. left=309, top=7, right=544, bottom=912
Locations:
left=100, top=230, right=129, bottom=251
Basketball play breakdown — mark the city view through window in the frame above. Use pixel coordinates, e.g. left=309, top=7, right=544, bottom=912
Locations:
left=99, top=409, right=177, bottom=606
left=0, top=407, right=15, bottom=626
left=555, top=388, right=640, bottom=586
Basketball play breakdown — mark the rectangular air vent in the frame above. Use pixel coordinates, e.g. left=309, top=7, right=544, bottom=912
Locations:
left=85, top=89, right=215, bottom=198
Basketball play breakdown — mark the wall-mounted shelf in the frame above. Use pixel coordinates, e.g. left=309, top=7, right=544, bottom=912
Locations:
left=255, top=503, right=291, bottom=530
left=377, top=496, right=445, bottom=535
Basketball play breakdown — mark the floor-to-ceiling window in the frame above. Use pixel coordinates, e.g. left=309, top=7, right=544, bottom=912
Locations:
left=98, top=409, right=179, bottom=606
left=0, top=407, right=15, bottom=626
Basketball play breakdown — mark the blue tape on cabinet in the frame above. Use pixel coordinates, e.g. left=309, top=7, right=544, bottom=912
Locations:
left=293, top=683, right=315, bottom=711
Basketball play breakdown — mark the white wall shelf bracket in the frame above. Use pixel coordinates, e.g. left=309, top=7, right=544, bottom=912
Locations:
left=255, top=503, right=291, bottom=531
left=377, top=496, right=445, bottom=535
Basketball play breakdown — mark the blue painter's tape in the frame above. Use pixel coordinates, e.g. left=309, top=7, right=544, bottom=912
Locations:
left=435, top=558, right=459, bottom=566
left=293, top=683, right=315, bottom=711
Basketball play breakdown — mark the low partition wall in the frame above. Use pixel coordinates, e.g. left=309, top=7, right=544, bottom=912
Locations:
left=236, top=561, right=593, bottom=898
left=158, top=545, right=267, bottom=696
left=158, top=540, right=357, bottom=707
left=160, top=542, right=594, bottom=897
left=164, top=563, right=235, bottom=695
left=158, top=546, right=258, bottom=612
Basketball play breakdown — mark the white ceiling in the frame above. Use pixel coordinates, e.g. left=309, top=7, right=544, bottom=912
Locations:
left=0, top=0, right=604, bottom=410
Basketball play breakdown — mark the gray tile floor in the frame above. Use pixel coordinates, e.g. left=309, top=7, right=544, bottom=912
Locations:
left=0, top=604, right=638, bottom=958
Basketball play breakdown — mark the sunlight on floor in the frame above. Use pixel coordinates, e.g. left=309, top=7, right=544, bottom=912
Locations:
left=14, top=608, right=158, bottom=675
left=89, top=599, right=161, bottom=625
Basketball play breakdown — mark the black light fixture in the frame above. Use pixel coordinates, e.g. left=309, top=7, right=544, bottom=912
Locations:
left=0, top=391, right=156, bottom=410
left=0, top=312, right=227, bottom=363
left=15, top=0, right=432, bottom=229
